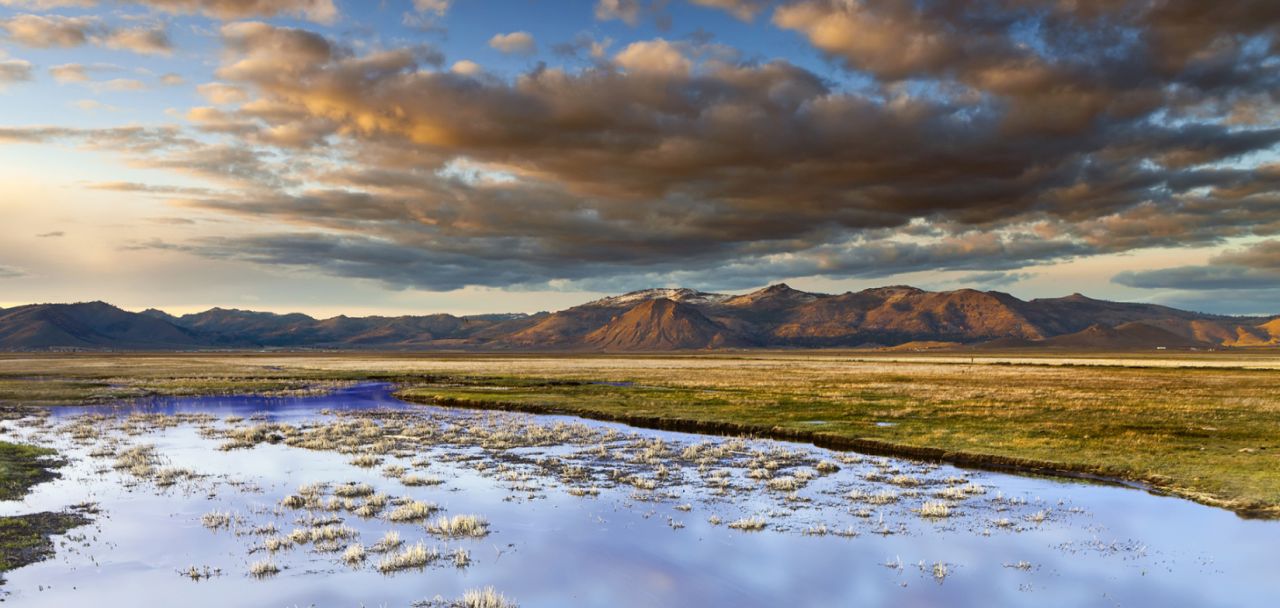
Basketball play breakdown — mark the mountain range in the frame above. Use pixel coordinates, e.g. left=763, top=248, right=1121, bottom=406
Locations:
left=1, top=284, right=1277, bottom=351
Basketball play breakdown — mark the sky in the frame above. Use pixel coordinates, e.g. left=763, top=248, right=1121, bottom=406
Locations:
left=0, top=0, right=1277, bottom=317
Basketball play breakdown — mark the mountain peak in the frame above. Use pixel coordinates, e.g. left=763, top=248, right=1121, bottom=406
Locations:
left=726, top=283, right=822, bottom=307
left=584, top=297, right=739, bottom=350
left=586, top=288, right=730, bottom=308
left=140, top=308, right=176, bottom=321
left=864, top=285, right=925, bottom=296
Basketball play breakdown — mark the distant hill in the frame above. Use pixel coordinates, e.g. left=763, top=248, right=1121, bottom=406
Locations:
left=0, top=286, right=1276, bottom=351
left=981, top=322, right=1215, bottom=350
left=0, top=302, right=202, bottom=350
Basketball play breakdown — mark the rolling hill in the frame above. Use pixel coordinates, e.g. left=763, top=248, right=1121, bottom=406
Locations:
left=0, top=286, right=1275, bottom=351
left=0, top=302, right=202, bottom=350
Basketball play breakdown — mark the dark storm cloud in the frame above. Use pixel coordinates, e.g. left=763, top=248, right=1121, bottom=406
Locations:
left=130, top=233, right=641, bottom=291
left=947, top=271, right=1035, bottom=289
left=1114, top=240, right=1280, bottom=291
left=1145, top=289, right=1280, bottom=317
left=126, top=226, right=1087, bottom=292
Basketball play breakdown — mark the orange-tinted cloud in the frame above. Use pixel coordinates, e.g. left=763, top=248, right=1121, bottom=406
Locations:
left=2, top=3, right=1277, bottom=293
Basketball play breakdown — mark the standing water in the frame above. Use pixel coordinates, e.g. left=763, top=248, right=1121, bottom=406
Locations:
left=1, top=383, right=1274, bottom=607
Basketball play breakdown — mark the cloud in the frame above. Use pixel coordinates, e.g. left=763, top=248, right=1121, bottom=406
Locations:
left=88, top=180, right=217, bottom=196
left=36, top=231, right=65, bottom=237
left=1114, top=240, right=1280, bottom=291
left=1115, top=265, right=1280, bottom=291
left=772, top=0, right=1280, bottom=134
left=130, top=0, right=337, bottom=23
left=0, top=59, right=34, bottom=89
left=488, top=31, right=535, bottom=55
left=73, top=98, right=117, bottom=111
left=0, top=14, right=172, bottom=55
left=93, top=77, right=147, bottom=91
left=101, top=24, right=171, bottom=55
left=50, top=63, right=109, bottom=83
left=690, top=0, right=770, bottom=21
left=0, top=14, right=93, bottom=47
left=551, top=33, right=614, bottom=61
left=1216, top=239, right=1280, bottom=270
left=613, top=38, right=690, bottom=75
left=595, top=0, right=643, bottom=24
left=412, top=0, right=450, bottom=16
left=0, top=0, right=95, bottom=7
left=1, top=0, right=336, bottom=21
left=0, top=264, right=25, bottom=279
left=449, top=60, right=483, bottom=76
left=132, top=233, right=578, bottom=291
left=4, top=9, right=1280, bottom=294
left=945, top=271, right=1036, bottom=289
left=197, top=82, right=248, bottom=104
left=1142, top=289, right=1280, bottom=317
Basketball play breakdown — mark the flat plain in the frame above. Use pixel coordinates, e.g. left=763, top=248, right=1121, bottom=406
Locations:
left=2, top=350, right=1280, bottom=606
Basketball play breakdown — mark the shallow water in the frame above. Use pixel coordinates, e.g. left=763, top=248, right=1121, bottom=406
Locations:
left=1, top=383, right=1276, bottom=607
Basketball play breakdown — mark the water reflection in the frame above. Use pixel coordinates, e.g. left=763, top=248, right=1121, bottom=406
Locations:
left=0, top=384, right=1274, bottom=607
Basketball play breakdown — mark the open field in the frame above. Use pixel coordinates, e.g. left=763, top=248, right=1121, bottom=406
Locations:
left=2, top=351, right=1279, bottom=517
left=2, top=363, right=1279, bottom=605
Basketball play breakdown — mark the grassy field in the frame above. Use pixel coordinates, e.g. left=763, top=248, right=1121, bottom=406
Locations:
left=0, top=511, right=89, bottom=578
left=1, top=351, right=1279, bottom=517
left=0, top=442, right=65, bottom=502
left=0, top=441, right=83, bottom=580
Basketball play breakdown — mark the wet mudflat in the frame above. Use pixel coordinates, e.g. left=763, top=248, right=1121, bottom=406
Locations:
left=1, top=384, right=1275, bottom=607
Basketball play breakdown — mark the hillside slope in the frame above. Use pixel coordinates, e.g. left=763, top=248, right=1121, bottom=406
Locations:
left=584, top=299, right=745, bottom=350
left=0, top=287, right=1274, bottom=351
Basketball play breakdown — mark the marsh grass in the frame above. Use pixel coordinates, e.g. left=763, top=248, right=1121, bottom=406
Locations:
left=727, top=516, right=767, bottom=531
left=459, top=587, right=517, bottom=608
left=179, top=564, right=219, bottom=580
left=918, top=501, right=952, bottom=518
left=371, top=530, right=403, bottom=553
left=451, top=547, right=471, bottom=568
left=387, top=500, right=440, bottom=523
left=334, top=482, right=374, bottom=498
left=401, top=474, right=444, bottom=487
left=307, top=524, right=358, bottom=543
left=426, top=515, right=489, bottom=538
left=201, top=510, right=234, bottom=530
left=350, top=454, right=382, bottom=468
left=375, top=353, right=1280, bottom=514
left=376, top=542, right=439, bottom=573
left=342, top=543, right=366, bottom=565
left=930, top=562, right=949, bottom=582
left=248, top=559, right=279, bottom=578
left=263, top=536, right=293, bottom=552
